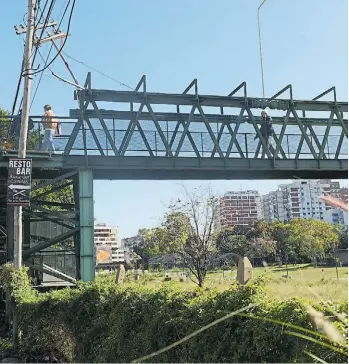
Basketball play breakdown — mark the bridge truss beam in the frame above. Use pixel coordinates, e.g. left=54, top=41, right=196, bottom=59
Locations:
left=62, top=73, right=348, bottom=164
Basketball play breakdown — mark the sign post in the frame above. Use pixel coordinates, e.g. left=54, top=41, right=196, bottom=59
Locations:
left=7, top=158, right=32, bottom=206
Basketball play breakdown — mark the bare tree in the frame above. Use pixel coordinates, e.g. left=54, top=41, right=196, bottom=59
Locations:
left=168, top=185, right=219, bottom=287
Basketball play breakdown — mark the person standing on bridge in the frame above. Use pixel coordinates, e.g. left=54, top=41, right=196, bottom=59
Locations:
left=41, top=104, right=57, bottom=152
left=255, top=110, right=274, bottom=156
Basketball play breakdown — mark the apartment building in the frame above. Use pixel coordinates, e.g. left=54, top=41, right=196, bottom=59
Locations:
left=94, top=223, right=124, bottom=265
left=121, top=235, right=140, bottom=251
left=261, top=189, right=288, bottom=222
left=216, top=190, right=262, bottom=229
left=320, top=181, right=348, bottom=203
left=261, top=180, right=348, bottom=223
left=323, top=208, right=348, bottom=226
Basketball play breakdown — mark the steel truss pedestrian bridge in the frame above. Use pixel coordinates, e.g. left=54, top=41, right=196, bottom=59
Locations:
left=0, top=73, right=347, bottom=284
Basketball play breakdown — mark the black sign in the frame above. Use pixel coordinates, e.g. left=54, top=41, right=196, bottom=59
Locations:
left=7, top=158, right=32, bottom=206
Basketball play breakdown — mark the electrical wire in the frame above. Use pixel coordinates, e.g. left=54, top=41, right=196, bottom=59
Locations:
left=10, top=58, right=25, bottom=117
left=31, top=0, right=48, bottom=55
left=62, top=52, right=135, bottom=91
left=28, top=0, right=56, bottom=73
left=30, top=0, right=70, bottom=109
left=25, top=0, right=76, bottom=77
left=11, top=0, right=53, bottom=115
left=30, top=49, right=54, bottom=109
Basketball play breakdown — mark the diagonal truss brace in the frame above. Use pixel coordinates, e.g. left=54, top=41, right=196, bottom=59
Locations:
left=23, top=228, right=79, bottom=259
left=119, top=103, right=155, bottom=156
left=25, top=261, right=76, bottom=284
left=173, top=106, right=201, bottom=158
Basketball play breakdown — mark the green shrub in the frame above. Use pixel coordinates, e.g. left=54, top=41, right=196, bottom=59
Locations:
left=0, top=264, right=347, bottom=363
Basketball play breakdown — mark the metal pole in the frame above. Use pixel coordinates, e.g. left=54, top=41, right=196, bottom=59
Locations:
left=258, top=0, right=268, bottom=98
left=49, top=37, right=80, bottom=86
left=14, top=0, right=36, bottom=269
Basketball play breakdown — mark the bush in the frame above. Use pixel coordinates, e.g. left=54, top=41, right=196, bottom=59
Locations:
left=0, top=264, right=347, bottom=363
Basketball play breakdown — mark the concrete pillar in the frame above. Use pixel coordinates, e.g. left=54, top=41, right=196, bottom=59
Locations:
left=78, top=169, right=95, bottom=281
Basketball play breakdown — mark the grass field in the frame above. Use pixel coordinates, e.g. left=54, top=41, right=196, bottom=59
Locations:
left=106, top=264, right=348, bottom=302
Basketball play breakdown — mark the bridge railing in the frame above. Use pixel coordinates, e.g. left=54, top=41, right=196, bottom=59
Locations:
left=0, top=116, right=347, bottom=159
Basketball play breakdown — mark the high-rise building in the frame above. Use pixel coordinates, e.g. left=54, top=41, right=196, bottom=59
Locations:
left=216, top=190, right=262, bottom=228
left=94, top=223, right=124, bottom=264
left=121, top=236, right=138, bottom=250
left=323, top=208, right=348, bottom=226
left=261, top=189, right=288, bottom=222
left=261, top=180, right=331, bottom=221
left=320, top=181, right=348, bottom=204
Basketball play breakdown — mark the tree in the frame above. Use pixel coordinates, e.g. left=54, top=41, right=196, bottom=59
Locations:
left=248, top=237, right=276, bottom=262
left=334, top=225, right=348, bottom=250
left=270, top=220, right=297, bottom=265
left=215, top=227, right=248, bottom=263
left=132, top=228, right=160, bottom=269
left=0, top=107, right=40, bottom=150
left=246, top=220, right=274, bottom=241
left=167, top=186, right=219, bottom=287
left=162, top=211, right=190, bottom=254
left=0, top=107, right=11, bottom=148
left=288, top=218, right=339, bottom=261
left=31, top=181, right=74, bottom=208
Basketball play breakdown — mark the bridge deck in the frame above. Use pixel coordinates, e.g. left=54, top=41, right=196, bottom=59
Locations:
left=0, top=153, right=347, bottom=180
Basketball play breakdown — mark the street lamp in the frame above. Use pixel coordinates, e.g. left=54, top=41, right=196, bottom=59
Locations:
left=258, top=0, right=268, bottom=98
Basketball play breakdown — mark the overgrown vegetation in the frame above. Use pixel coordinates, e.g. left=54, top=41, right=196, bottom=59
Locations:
left=0, top=263, right=347, bottom=363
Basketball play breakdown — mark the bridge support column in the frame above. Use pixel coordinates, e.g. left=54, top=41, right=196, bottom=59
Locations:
left=78, top=169, right=95, bottom=282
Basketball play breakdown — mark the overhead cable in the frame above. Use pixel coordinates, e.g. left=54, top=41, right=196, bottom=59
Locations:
left=25, top=0, right=76, bottom=77
left=11, top=0, right=54, bottom=115
left=30, top=0, right=71, bottom=109
left=62, top=51, right=134, bottom=91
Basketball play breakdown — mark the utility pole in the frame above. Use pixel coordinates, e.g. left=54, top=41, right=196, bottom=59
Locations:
left=13, top=0, right=36, bottom=269
left=12, top=2, right=76, bottom=270
left=258, top=0, right=268, bottom=99
left=13, top=4, right=66, bottom=270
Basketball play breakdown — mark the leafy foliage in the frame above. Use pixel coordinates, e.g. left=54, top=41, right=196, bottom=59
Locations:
left=0, top=264, right=36, bottom=304
left=0, top=264, right=347, bottom=363
left=287, top=218, right=339, bottom=259
left=215, top=227, right=248, bottom=258
left=31, top=180, right=74, bottom=209
left=0, top=107, right=40, bottom=150
left=0, top=108, right=10, bottom=141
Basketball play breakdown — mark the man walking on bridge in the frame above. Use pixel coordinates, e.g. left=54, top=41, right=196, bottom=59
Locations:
left=255, top=110, right=274, bottom=157
left=41, top=104, right=57, bottom=152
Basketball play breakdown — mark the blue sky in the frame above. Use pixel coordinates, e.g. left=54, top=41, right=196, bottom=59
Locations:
left=1, top=0, right=348, bottom=238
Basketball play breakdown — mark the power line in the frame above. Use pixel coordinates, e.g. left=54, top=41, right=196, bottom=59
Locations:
left=11, top=0, right=53, bottom=116
left=26, top=0, right=76, bottom=77
left=30, top=0, right=70, bottom=109
left=29, top=0, right=56, bottom=72
left=10, top=58, right=25, bottom=117
left=30, top=49, right=54, bottom=109
left=62, top=52, right=135, bottom=91
left=31, top=0, right=48, bottom=52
